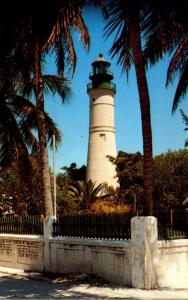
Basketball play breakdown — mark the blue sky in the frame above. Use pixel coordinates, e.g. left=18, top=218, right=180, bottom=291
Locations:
left=45, top=7, right=187, bottom=173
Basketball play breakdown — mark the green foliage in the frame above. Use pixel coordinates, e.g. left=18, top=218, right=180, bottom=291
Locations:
left=2, top=148, right=187, bottom=216
left=69, top=180, right=104, bottom=210
left=108, top=151, right=143, bottom=211
left=111, top=149, right=188, bottom=210
left=153, top=149, right=188, bottom=209
left=55, top=172, right=80, bottom=214
left=61, top=163, right=86, bottom=183
left=55, top=163, right=87, bottom=214
left=0, top=158, right=44, bottom=215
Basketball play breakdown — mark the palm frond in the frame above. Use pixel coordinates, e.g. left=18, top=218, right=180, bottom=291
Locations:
left=109, top=28, right=133, bottom=75
left=71, top=13, right=90, bottom=51
left=104, top=0, right=133, bottom=75
left=166, top=35, right=188, bottom=86
left=19, top=118, right=39, bottom=156
left=0, top=102, right=31, bottom=178
left=17, top=101, right=62, bottom=150
left=59, top=18, right=77, bottom=75
left=69, top=180, right=104, bottom=209
left=143, top=1, right=188, bottom=112
left=17, top=78, right=34, bottom=98
left=180, top=109, right=188, bottom=147
left=144, top=1, right=187, bottom=65
left=44, top=2, right=90, bottom=75
left=54, top=39, right=65, bottom=75
left=10, top=95, right=35, bottom=117
left=180, top=109, right=188, bottom=127
left=44, top=112, right=62, bottom=150
left=68, top=185, right=81, bottom=199
left=42, top=75, right=72, bottom=102
left=172, top=63, right=188, bottom=113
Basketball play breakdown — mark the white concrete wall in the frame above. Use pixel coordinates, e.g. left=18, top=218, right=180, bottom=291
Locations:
left=50, top=237, right=131, bottom=286
left=87, top=88, right=118, bottom=188
left=0, top=218, right=187, bottom=289
left=0, top=234, right=44, bottom=272
left=156, top=239, right=188, bottom=288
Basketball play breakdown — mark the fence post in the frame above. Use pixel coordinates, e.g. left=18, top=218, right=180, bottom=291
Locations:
left=43, top=216, right=56, bottom=272
left=131, top=216, right=158, bottom=289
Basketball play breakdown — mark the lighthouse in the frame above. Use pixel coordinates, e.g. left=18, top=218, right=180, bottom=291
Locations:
left=86, top=53, right=118, bottom=189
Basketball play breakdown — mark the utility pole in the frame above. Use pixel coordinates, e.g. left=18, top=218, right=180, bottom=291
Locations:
left=52, top=134, right=57, bottom=219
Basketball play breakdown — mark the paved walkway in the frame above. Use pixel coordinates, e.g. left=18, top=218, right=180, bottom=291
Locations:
left=0, top=267, right=188, bottom=299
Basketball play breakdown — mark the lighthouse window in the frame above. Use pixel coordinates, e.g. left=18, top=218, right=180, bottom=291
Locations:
left=99, top=133, right=106, bottom=141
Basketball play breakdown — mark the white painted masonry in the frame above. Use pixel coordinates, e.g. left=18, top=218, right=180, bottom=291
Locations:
left=86, top=54, right=119, bottom=189
left=0, top=234, right=44, bottom=272
left=0, top=217, right=187, bottom=289
left=87, top=88, right=118, bottom=189
left=50, top=238, right=131, bottom=286
left=43, top=216, right=56, bottom=272
left=131, top=217, right=158, bottom=289
left=156, top=239, right=188, bottom=288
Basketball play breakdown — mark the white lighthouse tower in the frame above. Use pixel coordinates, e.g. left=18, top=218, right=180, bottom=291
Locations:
left=86, top=53, right=118, bottom=189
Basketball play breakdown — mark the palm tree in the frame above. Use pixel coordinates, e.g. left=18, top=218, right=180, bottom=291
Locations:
left=144, top=1, right=188, bottom=113
left=69, top=180, right=104, bottom=210
left=0, top=57, right=70, bottom=186
left=180, top=110, right=188, bottom=147
left=13, top=1, right=90, bottom=217
left=104, top=0, right=153, bottom=215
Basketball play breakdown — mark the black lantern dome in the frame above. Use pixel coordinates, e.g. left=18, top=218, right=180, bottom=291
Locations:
left=87, top=53, right=116, bottom=92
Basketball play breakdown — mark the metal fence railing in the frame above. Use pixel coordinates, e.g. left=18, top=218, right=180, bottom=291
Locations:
left=154, top=209, right=188, bottom=240
left=0, top=215, right=43, bottom=235
left=53, top=212, right=133, bottom=240
left=53, top=210, right=188, bottom=240
left=0, top=210, right=187, bottom=240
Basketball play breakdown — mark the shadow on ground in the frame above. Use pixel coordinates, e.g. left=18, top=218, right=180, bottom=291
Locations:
left=0, top=272, right=188, bottom=299
left=0, top=273, right=135, bottom=299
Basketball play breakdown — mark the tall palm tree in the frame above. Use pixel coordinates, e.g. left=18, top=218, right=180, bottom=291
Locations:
left=104, top=0, right=153, bottom=215
left=144, top=1, right=188, bottom=113
left=13, top=1, right=90, bottom=216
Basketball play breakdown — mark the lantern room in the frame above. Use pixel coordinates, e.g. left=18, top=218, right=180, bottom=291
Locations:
left=87, top=53, right=116, bottom=92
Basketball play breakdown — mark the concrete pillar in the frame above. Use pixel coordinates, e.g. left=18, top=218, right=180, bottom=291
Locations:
left=43, top=216, right=55, bottom=272
left=131, top=216, right=158, bottom=289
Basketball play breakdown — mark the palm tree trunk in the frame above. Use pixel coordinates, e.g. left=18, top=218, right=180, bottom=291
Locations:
left=130, top=15, right=153, bottom=216
left=34, top=38, right=53, bottom=217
